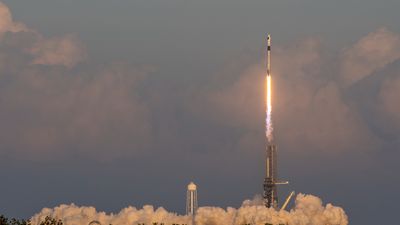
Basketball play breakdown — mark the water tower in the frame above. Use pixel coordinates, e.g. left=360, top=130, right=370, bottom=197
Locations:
left=186, top=182, right=198, bottom=215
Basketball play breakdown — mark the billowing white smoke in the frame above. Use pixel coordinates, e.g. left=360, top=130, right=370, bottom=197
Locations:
left=30, top=194, right=347, bottom=225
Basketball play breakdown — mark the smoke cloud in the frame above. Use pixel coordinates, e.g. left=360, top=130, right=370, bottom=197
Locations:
left=30, top=194, right=348, bottom=225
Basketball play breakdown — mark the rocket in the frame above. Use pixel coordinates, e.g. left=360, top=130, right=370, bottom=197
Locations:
left=267, top=34, right=271, bottom=77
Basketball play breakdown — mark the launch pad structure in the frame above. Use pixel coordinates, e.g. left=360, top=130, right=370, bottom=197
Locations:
left=263, top=144, right=289, bottom=209
left=262, top=34, right=291, bottom=210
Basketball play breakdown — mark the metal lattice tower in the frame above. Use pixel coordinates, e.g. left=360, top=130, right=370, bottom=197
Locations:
left=186, top=182, right=198, bottom=215
left=263, top=144, right=278, bottom=208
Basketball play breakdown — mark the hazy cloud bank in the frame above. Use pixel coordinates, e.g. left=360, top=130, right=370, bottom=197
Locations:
left=340, top=27, right=400, bottom=87
left=0, top=0, right=399, bottom=163
left=0, top=1, right=152, bottom=160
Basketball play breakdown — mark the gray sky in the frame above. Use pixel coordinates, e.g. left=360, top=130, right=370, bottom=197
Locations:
left=1, top=1, right=400, bottom=225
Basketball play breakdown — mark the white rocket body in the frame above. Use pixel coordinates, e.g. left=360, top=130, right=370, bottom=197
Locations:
left=267, top=34, right=271, bottom=76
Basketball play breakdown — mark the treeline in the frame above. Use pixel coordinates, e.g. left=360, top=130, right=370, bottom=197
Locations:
left=0, top=216, right=63, bottom=225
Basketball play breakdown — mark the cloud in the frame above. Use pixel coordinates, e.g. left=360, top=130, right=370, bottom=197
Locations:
left=29, top=34, right=87, bottom=68
left=29, top=194, right=348, bottom=225
left=0, top=0, right=396, bottom=163
left=197, top=38, right=323, bottom=130
left=277, top=81, right=373, bottom=152
left=0, top=63, right=155, bottom=160
left=379, top=74, right=400, bottom=129
left=0, top=1, right=28, bottom=36
left=340, top=27, right=400, bottom=86
left=0, top=1, right=86, bottom=68
left=195, top=37, right=377, bottom=154
left=0, top=1, right=140, bottom=160
left=201, top=64, right=264, bottom=130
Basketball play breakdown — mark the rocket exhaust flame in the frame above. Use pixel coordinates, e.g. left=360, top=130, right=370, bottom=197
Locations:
left=266, top=75, right=273, bottom=142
